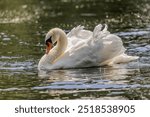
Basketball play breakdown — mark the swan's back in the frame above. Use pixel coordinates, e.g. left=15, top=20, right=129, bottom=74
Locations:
left=64, top=24, right=138, bottom=67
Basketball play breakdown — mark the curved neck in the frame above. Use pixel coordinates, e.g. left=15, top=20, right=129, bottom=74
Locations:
left=49, top=29, right=68, bottom=63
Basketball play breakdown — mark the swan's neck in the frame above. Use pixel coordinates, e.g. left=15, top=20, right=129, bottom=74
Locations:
left=49, top=30, right=68, bottom=63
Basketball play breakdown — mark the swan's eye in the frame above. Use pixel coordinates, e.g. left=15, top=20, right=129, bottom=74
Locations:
left=53, top=41, right=57, bottom=46
left=45, top=36, right=52, bottom=46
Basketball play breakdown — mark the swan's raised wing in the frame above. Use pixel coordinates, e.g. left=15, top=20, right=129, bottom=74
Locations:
left=67, top=25, right=92, bottom=39
left=92, top=24, right=126, bottom=64
left=66, top=25, right=93, bottom=50
left=93, top=24, right=110, bottom=39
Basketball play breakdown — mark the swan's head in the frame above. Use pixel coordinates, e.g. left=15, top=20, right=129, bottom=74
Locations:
left=45, top=28, right=59, bottom=54
left=44, top=28, right=67, bottom=54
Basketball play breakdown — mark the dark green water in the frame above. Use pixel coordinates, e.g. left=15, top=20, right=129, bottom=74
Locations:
left=0, top=0, right=150, bottom=99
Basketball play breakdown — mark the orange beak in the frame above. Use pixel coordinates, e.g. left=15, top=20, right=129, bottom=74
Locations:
left=46, top=42, right=52, bottom=54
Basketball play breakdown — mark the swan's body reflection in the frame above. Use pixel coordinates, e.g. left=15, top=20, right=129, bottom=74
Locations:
left=37, top=62, right=141, bottom=99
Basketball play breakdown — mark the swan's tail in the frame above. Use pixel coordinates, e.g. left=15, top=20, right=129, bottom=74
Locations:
left=100, top=54, right=139, bottom=66
left=110, top=54, right=139, bottom=65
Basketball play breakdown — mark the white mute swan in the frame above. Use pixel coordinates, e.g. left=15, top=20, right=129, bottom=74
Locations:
left=38, top=24, right=138, bottom=70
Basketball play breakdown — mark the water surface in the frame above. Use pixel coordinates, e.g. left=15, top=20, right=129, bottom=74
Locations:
left=0, top=0, right=150, bottom=99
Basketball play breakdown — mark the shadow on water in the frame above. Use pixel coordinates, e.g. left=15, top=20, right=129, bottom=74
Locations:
left=0, top=0, right=150, bottom=99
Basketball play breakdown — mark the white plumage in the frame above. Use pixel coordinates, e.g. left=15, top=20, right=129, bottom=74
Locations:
left=38, top=24, right=138, bottom=70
